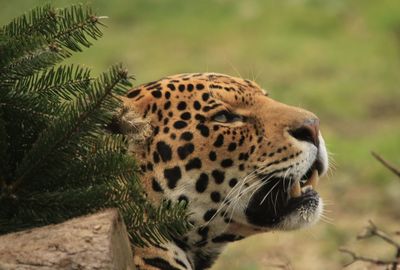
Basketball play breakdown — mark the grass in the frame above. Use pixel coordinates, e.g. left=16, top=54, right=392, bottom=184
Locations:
left=1, top=0, right=399, bottom=269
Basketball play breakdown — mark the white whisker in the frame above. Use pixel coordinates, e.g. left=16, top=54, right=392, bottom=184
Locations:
left=221, top=173, right=278, bottom=231
left=260, top=180, right=280, bottom=205
left=206, top=166, right=263, bottom=225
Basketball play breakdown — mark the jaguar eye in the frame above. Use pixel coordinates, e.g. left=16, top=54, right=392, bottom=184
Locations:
left=212, top=110, right=245, bottom=123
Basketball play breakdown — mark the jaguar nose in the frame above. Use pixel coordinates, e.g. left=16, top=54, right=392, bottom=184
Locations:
left=289, top=118, right=320, bottom=147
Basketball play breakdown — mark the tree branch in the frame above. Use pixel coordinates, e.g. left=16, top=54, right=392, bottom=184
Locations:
left=340, top=220, right=400, bottom=270
left=371, top=151, right=400, bottom=178
left=339, top=248, right=398, bottom=267
left=357, top=220, right=400, bottom=249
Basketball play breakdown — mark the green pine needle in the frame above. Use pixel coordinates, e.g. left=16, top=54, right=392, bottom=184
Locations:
left=0, top=5, right=105, bottom=80
left=13, top=64, right=131, bottom=192
left=0, top=4, right=191, bottom=247
left=12, top=65, right=92, bottom=101
left=1, top=5, right=57, bottom=38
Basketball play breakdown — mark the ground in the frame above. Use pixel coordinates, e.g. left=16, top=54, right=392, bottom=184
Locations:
left=1, top=0, right=399, bottom=269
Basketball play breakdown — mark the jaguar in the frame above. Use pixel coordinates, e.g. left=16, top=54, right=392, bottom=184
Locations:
left=109, top=73, right=329, bottom=270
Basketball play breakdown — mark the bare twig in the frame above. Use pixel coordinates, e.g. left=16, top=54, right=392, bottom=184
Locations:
left=371, top=151, right=400, bottom=178
left=268, top=264, right=293, bottom=270
left=357, top=220, right=400, bottom=249
left=395, top=249, right=400, bottom=270
left=263, top=254, right=293, bottom=270
left=344, top=152, right=400, bottom=269
left=339, top=248, right=398, bottom=267
left=340, top=221, right=400, bottom=270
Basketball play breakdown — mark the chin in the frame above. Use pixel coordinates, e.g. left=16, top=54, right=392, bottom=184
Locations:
left=276, top=195, right=323, bottom=231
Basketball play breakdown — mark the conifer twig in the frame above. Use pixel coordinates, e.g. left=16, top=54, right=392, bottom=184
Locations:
left=0, top=4, right=191, bottom=245
left=11, top=66, right=128, bottom=193
left=0, top=103, right=55, bottom=119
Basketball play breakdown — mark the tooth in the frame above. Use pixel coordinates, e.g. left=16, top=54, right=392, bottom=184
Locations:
left=306, top=170, right=319, bottom=189
left=290, top=180, right=301, bottom=198
left=301, top=185, right=313, bottom=193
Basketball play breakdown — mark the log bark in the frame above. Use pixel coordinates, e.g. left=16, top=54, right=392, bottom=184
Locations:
left=0, top=209, right=135, bottom=270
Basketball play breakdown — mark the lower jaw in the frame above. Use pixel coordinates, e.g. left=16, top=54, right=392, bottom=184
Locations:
left=276, top=197, right=323, bottom=231
left=245, top=190, right=321, bottom=228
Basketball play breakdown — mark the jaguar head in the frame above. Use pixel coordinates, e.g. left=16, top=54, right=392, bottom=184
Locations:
left=110, top=73, right=329, bottom=240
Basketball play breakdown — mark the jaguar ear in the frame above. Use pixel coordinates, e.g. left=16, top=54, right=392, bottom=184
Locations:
left=106, top=95, right=153, bottom=149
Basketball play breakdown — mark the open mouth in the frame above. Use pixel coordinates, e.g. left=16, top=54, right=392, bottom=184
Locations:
left=245, top=159, right=323, bottom=227
left=289, top=160, right=322, bottom=199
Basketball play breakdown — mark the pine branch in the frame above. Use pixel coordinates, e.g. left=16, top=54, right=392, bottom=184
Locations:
left=0, top=5, right=105, bottom=80
left=0, top=92, right=52, bottom=186
left=1, top=43, right=65, bottom=78
left=11, top=65, right=92, bottom=101
left=0, top=102, right=55, bottom=120
left=12, top=65, right=131, bottom=193
left=0, top=112, right=8, bottom=182
left=122, top=199, right=192, bottom=247
left=0, top=6, right=56, bottom=70
left=1, top=89, right=55, bottom=126
left=0, top=184, right=114, bottom=233
left=107, top=169, right=192, bottom=247
left=36, top=138, right=136, bottom=191
left=1, top=5, right=57, bottom=38
left=52, top=5, right=105, bottom=52
left=0, top=3, right=191, bottom=247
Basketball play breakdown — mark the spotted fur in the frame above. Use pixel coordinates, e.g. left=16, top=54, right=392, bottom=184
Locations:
left=111, top=73, right=329, bottom=270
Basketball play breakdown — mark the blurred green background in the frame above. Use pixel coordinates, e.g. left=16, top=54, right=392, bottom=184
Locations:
left=1, top=0, right=399, bottom=269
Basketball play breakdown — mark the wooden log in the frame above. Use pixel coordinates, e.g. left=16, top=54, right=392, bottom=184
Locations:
left=0, top=209, right=135, bottom=270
